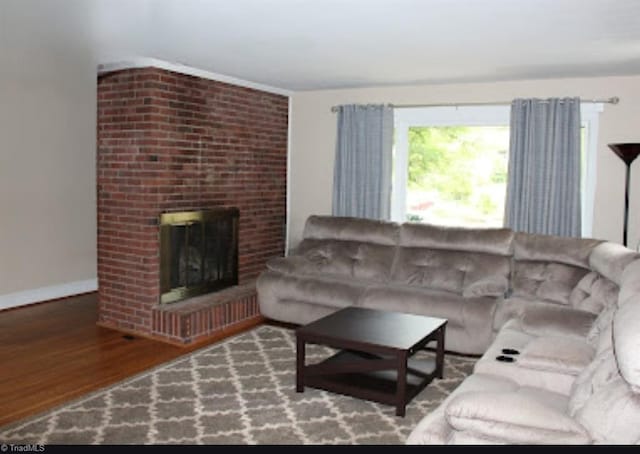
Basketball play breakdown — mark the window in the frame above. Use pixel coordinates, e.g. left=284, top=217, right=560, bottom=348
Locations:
left=392, top=103, right=602, bottom=236
left=393, top=105, right=511, bottom=227
left=580, top=103, right=603, bottom=238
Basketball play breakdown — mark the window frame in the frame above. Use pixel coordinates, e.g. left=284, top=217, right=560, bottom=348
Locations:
left=392, top=103, right=602, bottom=237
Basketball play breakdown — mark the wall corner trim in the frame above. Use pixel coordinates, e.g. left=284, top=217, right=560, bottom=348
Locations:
left=0, top=279, right=98, bottom=311
left=97, top=57, right=293, bottom=97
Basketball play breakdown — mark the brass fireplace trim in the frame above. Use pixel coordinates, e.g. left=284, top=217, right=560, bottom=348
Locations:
left=159, top=208, right=239, bottom=304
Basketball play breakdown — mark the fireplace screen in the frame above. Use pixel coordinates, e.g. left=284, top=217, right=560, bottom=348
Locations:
left=159, top=208, right=239, bottom=304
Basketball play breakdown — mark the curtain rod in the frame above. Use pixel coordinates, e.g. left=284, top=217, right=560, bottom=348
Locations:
left=330, top=96, right=619, bottom=112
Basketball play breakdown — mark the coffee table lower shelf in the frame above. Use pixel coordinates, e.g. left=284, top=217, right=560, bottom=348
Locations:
left=299, top=350, right=438, bottom=416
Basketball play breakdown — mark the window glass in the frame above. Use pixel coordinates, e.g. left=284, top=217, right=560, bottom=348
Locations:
left=406, top=125, right=509, bottom=227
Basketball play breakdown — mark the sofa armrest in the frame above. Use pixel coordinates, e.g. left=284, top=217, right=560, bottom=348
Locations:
left=265, top=256, right=311, bottom=275
left=445, top=391, right=590, bottom=444
left=462, top=275, right=509, bottom=298
left=286, top=246, right=301, bottom=257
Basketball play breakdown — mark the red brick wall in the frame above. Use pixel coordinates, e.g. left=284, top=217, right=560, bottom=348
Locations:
left=97, top=67, right=288, bottom=335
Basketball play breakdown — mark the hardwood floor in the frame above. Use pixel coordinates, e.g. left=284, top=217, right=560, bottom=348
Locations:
left=0, top=293, right=262, bottom=427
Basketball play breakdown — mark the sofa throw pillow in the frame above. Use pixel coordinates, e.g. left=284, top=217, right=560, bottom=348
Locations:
left=462, top=275, right=509, bottom=298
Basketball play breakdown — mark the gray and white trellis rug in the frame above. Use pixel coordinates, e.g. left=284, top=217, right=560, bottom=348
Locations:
left=0, top=325, right=475, bottom=445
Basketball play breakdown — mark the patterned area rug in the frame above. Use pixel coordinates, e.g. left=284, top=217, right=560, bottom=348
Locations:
left=0, top=325, right=475, bottom=445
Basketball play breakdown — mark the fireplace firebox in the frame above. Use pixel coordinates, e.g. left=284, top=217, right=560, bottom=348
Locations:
left=159, top=208, right=239, bottom=304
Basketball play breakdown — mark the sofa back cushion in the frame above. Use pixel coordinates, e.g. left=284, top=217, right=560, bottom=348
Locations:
left=512, top=233, right=601, bottom=305
left=294, top=239, right=396, bottom=283
left=302, top=215, right=400, bottom=246
left=513, top=261, right=588, bottom=305
left=569, top=242, right=640, bottom=313
left=391, top=247, right=510, bottom=295
left=398, top=223, right=514, bottom=255
left=569, top=271, right=618, bottom=314
left=391, top=224, right=513, bottom=296
left=513, top=232, right=601, bottom=268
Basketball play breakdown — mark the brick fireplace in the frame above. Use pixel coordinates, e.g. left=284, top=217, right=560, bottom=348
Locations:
left=96, top=66, right=288, bottom=344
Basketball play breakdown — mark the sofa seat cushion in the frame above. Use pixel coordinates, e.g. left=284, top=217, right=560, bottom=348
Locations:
left=358, top=284, right=496, bottom=355
left=259, top=299, right=343, bottom=327
left=474, top=326, right=583, bottom=395
left=517, top=336, right=594, bottom=375
left=516, top=303, right=597, bottom=339
left=406, top=373, right=520, bottom=444
left=445, top=388, right=587, bottom=444
left=391, top=247, right=510, bottom=297
left=256, top=270, right=367, bottom=310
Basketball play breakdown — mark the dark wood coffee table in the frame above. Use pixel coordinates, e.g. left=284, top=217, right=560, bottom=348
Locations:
left=295, top=307, right=447, bottom=416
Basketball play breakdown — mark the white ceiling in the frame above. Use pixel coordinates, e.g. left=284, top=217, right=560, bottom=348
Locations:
left=3, top=0, right=640, bottom=91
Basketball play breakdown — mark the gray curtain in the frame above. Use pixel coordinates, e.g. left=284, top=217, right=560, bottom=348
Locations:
left=505, top=97, right=582, bottom=237
left=332, top=104, right=394, bottom=220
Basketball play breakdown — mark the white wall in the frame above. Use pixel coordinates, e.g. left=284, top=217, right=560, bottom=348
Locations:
left=0, top=1, right=98, bottom=307
left=289, top=75, right=640, bottom=249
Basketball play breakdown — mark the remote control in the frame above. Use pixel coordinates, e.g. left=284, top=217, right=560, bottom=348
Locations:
left=496, top=355, right=515, bottom=362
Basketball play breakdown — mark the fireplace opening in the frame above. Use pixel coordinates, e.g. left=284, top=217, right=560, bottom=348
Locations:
left=159, top=208, right=239, bottom=304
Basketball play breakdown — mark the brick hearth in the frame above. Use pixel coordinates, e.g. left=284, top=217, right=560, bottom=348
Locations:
left=96, top=66, right=288, bottom=343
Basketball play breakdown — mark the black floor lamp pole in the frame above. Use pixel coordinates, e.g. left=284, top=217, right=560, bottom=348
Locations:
left=624, top=163, right=631, bottom=247
left=608, top=143, right=640, bottom=247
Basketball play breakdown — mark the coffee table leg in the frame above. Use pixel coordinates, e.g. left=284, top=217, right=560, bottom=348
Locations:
left=296, top=335, right=305, bottom=392
left=436, top=325, right=446, bottom=379
left=396, top=351, right=408, bottom=416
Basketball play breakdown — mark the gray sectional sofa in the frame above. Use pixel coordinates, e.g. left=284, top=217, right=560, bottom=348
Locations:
left=256, top=214, right=640, bottom=444
left=407, top=258, right=640, bottom=444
